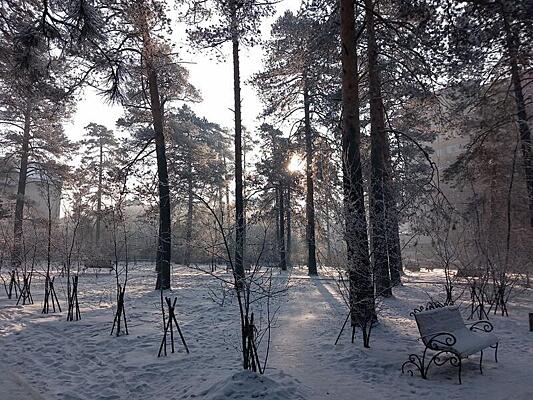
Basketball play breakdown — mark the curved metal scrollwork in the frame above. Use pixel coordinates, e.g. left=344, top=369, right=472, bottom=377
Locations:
left=426, top=351, right=462, bottom=384
left=402, top=331, right=462, bottom=383
left=401, top=352, right=427, bottom=378
left=402, top=345, right=462, bottom=383
left=468, top=320, right=494, bottom=333
left=424, top=332, right=457, bottom=351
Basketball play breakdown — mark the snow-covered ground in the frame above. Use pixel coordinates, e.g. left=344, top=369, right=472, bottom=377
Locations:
left=1, top=264, right=532, bottom=400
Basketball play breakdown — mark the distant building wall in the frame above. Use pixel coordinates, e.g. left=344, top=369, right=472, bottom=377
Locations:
left=0, top=171, right=61, bottom=222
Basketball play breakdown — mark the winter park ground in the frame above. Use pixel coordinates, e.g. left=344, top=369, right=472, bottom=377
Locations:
left=1, top=264, right=532, bottom=400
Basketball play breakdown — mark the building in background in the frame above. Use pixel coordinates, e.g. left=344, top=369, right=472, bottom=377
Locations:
left=0, top=167, right=62, bottom=222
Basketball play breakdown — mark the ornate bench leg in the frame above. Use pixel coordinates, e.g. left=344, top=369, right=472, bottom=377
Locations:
left=458, top=358, right=462, bottom=385
left=491, top=342, right=499, bottom=363
left=479, top=350, right=483, bottom=374
left=402, top=350, right=428, bottom=379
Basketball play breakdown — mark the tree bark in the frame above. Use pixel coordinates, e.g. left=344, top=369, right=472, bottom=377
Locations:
left=46, top=181, right=52, bottom=277
left=286, top=182, right=292, bottom=268
left=185, top=167, right=193, bottom=267
left=12, top=97, right=32, bottom=269
left=278, top=185, right=287, bottom=270
left=148, top=67, right=172, bottom=291
left=95, top=135, right=103, bottom=249
left=500, top=1, right=533, bottom=227
left=325, top=192, right=332, bottom=266
left=383, top=138, right=403, bottom=285
left=366, top=0, right=392, bottom=297
left=303, top=79, right=318, bottom=275
left=340, top=0, right=375, bottom=330
left=232, top=17, right=246, bottom=288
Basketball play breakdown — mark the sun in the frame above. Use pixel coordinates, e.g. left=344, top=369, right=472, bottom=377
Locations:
left=287, top=154, right=304, bottom=173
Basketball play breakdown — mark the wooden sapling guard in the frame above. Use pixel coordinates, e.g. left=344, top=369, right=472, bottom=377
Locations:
left=16, top=272, right=33, bottom=305
left=67, top=275, right=81, bottom=321
left=7, top=270, right=20, bottom=299
left=42, top=275, right=61, bottom=314
left=158, top=297, right=189, bottom=357
left=111, top=283, right=128, bottom=336
left=243, top=312, right=262, bottom=373
left=468, top=280, right=489, bottom=320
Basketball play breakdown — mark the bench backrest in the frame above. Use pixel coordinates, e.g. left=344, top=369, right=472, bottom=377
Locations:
left=414, top=306, right=465, bottom=342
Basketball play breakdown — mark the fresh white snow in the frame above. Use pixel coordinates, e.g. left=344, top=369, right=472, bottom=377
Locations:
left=1, top=264, right=532, bottom=400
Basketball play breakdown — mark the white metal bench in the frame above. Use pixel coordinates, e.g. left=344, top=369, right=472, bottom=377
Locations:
left=402, top=304, right=499, bottom=384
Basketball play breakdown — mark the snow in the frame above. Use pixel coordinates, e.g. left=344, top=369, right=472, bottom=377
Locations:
left=1, top=265, right=532, bottom=400
left=0, top=364, right=45, bottom=400
left=196, top=371, right=305, bottom=400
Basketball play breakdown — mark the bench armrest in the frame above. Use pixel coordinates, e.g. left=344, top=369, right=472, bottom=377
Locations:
left=420, top=331, right=457, bottom=350
left=466, top=320, right=494, bottom=333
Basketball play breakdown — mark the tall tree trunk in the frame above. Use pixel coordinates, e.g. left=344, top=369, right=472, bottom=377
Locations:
left=222, top=153, right=232, bottom=229
left=366, top=0, right=392, bottom=297
left=139, top=12, right=172, bottom=289
left=278, top=184, right=287, bottom=271
left=95, top=136, right=103, bottom=249
left=185, top=171, right=193, bottom=267
left=303, top=79, right=318, bottom=275
left=286, top=182, right=292, bottom=268
left=184, top=134, right=193, bottom=266
left=500, top=1, right=533, bottom=227
left=148, top=67, right=171, bottom=290
left=232, top=21, right=246, bottom=288
left=340, top=0, right=375, bottom=339
left=325, top=192, right=332, bottom=266
left=46, top=181, right=52, bottom=277
left=275, top=187, right=280, bottom=262
left=12, top=98, right=32, bottom=269
left=383, top=138, right=403, bottom=285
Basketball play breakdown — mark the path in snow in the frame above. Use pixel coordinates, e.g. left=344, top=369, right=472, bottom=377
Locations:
left=269, top=269, right=533, bottom=400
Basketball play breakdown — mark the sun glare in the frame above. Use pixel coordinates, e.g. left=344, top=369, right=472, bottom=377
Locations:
left=287, top=154, right=304, bottom=173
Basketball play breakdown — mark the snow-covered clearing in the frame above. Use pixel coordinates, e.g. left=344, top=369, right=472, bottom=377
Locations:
left=1, top=264, right=532, bottom=400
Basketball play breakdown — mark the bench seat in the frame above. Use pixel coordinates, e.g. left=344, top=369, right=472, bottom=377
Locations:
left=433, top=329, right=498, bottom=357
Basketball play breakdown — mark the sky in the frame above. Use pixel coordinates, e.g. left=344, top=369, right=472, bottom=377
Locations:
left=64, top=1, right=300, bottom=144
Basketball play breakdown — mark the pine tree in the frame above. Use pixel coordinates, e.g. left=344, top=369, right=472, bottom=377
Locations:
left=366, top=0, right=392, bottom=297
left=79, top=123, right=118, bottom=250
left=188, top=0, right=275, bottom=287
left=168, top=105, right=231, bottom=266
left=0, top=15, right=73, bottom=269
left=254, top=9, right=338, bottom=275
left=255, top=123, right=290, bottom=270
left=340, top=0, right=375, bottom=347
left=88, top=0, right=200, bottom=290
